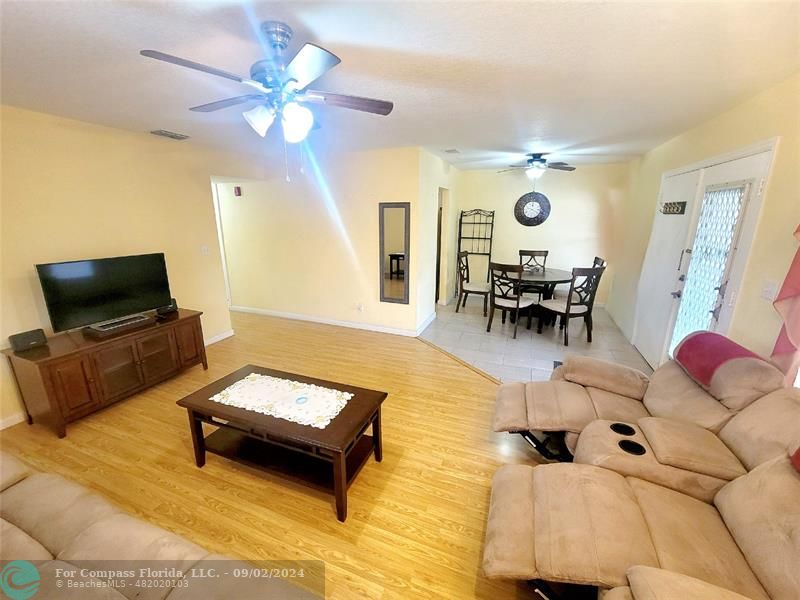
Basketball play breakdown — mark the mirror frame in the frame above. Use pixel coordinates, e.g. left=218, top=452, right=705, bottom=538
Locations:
left=379, top=202, right=411, bottom=304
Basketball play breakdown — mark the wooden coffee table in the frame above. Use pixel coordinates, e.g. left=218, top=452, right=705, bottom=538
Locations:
left=177, top=365, right=386, bottom=522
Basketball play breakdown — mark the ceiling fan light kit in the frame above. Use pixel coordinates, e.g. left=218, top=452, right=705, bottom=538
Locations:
left=140, top=19, right=393, bottom=146
left=242, top=104, right=276, bottom=137
left=525, top=164, right=547, bottom=180
left=281, top=102, right=314, bottom=143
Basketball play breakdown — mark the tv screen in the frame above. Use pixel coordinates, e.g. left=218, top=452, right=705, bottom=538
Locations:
left=36, top=253, right=172, bottom=332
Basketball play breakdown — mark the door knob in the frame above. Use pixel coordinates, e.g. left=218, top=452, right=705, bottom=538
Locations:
left=671, top=290, right=682, bottom=299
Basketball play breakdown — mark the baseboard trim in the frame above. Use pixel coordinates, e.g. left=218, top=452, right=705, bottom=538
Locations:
left=205, top=329, right=234, bottom=346
left=415, top=312, right=436, bottom=336
left=230, top=306, right=420, bottom=337
left=0, top=413, right=26, bottom=431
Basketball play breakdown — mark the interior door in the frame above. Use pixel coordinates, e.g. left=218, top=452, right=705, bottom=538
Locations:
left=632, top=170, right=703, bottom=367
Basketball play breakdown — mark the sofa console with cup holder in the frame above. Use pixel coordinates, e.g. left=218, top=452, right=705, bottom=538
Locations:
left=573, top=385, right=800, bottom=501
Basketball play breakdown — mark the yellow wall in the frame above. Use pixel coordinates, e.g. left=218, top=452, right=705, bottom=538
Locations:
left=607, top=71, right=800, bottom=357
left=216, top=147, right=425, bottom=333
left=453, top=164, right=630, bottom=304
left=0, top=105, right=267, bottom=422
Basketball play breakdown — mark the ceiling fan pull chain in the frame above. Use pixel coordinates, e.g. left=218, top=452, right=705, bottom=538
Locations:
left=300, top=144, right=306, bottom=175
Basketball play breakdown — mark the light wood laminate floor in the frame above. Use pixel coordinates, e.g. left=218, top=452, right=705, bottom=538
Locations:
left=0, top=311, right=545, bottom=600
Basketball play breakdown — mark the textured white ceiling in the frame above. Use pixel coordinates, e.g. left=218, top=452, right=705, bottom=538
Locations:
left=2, top=1, right=798, bottom=169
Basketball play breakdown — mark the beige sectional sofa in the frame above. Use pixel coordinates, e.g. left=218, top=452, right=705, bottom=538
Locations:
left=483, top=451, right=800, bottom=599
left=0, top=452, right=317, bottom=599
left=485, top=332, right=800, bottom=599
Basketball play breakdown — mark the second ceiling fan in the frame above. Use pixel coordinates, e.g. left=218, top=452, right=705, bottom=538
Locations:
left=498, top=153, right=576, bottom=179
left=141, top=20, right=394, bottom=144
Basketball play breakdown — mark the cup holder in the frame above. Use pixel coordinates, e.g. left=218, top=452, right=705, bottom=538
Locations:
left=618, top=440, right=646, bottom=456
left=610, top=423, right=636, bottom=436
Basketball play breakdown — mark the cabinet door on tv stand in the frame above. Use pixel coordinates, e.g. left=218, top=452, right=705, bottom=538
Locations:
left=136, top=329, right=179, bottom=383
left=92, top=340, right=146, bottom=402
left=48, top=356, right=103, bottom=420
left=175, top=320, right=202, bottom=367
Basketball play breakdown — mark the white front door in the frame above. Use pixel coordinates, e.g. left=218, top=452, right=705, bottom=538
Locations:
left=633, top=148, right=774, bottom=368
left=632, top=170, right=703, bottom=368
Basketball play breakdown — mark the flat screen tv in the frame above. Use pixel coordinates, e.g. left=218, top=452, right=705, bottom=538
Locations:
left=36, top=253, right=172, bottom=332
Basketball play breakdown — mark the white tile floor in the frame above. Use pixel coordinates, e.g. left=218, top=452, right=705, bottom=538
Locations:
left=420, top=300, right=652, bottom=382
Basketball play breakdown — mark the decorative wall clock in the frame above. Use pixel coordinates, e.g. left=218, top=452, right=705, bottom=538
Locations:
left=514, top=192, right=551, bottom=226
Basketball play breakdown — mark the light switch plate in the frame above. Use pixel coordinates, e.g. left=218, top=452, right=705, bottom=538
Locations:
left=761, top=280, right=779, bottom=301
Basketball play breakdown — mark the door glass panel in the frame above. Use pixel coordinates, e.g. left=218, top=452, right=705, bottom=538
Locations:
left=669, top=184, right=746, bottom=355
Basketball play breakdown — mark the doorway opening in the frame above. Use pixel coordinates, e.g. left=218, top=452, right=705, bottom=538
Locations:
left=436, top=188, right=451, bottom=305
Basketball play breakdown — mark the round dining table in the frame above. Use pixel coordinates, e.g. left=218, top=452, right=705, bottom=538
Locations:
left=509, top=267, right=573, bottom=326
left=517, top=267, right=573, bottom=285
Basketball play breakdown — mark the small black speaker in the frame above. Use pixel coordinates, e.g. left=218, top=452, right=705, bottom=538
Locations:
left=156, top=298, right=178, bottom=316
left=9, top=329, right=47, bottom=352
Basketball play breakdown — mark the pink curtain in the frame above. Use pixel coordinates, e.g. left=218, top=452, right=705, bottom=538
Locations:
left=771, top=224, right=800, bottom=386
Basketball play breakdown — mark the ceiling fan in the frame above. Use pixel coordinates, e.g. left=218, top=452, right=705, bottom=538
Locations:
left=140, top=20, right=393, bottom=144
left=498, top=153, right=576, bottom=180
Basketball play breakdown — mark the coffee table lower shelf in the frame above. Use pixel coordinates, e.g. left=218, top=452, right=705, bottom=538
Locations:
left=204, top=428, right=375, bottom=494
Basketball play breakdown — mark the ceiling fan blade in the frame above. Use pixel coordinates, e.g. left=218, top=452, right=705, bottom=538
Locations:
left=189, top=95, right=265, bottom=112
left=497, top=167, right=529, bottom=173
left=281, top=43, right=341, bottom=90
left=140, top=49, right=247, bottom=83
left=299, top=90, right=393, bottom=115
left=547, top=163, right=576, bottom=171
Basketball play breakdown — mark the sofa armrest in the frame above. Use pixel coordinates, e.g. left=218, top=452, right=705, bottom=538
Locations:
left=637, top=417, right=746, bottom=480
left=561, top=356, right=649, bottom=400
left=626, top=566, right=754, bottom=600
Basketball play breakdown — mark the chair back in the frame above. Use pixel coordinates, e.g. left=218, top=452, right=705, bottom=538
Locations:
left=457, top=251, right=471, bottom=290
left=519, top=250, right=548, bottom=272
left=490, top=262, right=524, bottom=308
left=593, top=256, right=607, bottom=268
left=565, top=266, right=605, bottom=314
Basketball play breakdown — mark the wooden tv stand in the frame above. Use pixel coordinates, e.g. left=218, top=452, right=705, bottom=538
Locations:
left=3, top=309, right=207, bottom=438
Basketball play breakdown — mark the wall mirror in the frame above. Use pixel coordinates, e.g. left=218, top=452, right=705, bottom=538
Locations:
left=379, top=202, right=410, bottom=304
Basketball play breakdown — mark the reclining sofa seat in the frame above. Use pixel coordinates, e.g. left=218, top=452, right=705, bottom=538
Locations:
left=493, top=331, right=786, bottom=460
left=483, top=448, right=800, bottom=599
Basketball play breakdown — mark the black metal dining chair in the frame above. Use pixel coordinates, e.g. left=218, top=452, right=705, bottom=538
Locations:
left=518, top=250, right=551, bottom=301
left=519, top=250, right=548, bottom=271
left=487, top=262, right=536, bottom=339
left=456, top=251, right=490, bottom=316
left=593, top=256, right=607, bottom=267
left=537, top=265, right=606, bottom=346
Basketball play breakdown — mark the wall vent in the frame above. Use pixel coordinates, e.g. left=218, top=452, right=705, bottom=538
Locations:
left=443, top=148, right=460, bottom=154
left=150, top=129, right=190, bottom=140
